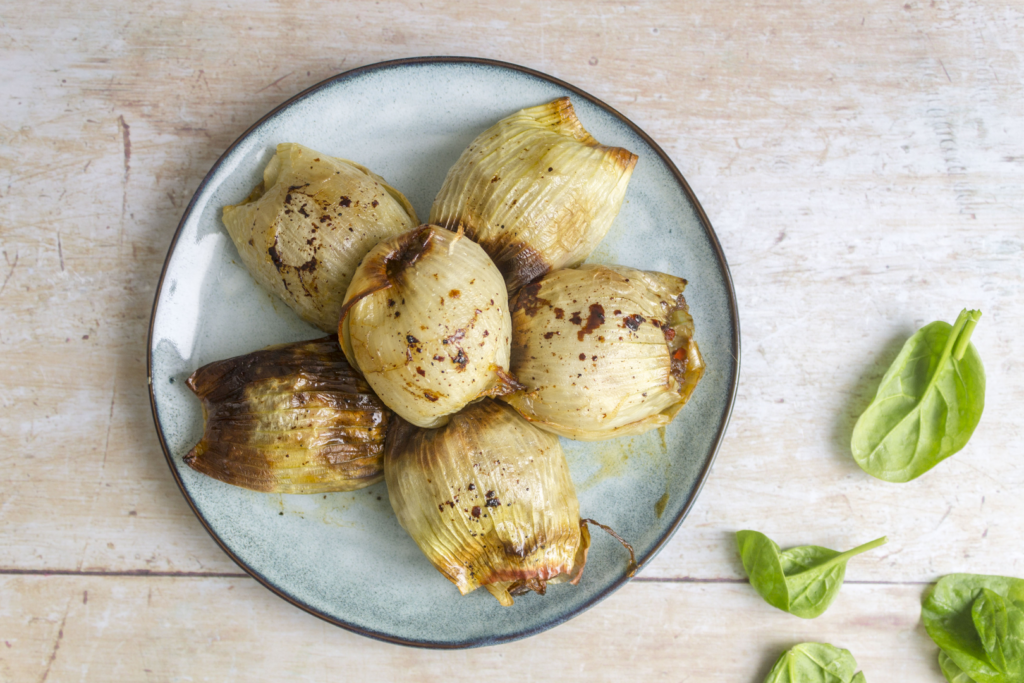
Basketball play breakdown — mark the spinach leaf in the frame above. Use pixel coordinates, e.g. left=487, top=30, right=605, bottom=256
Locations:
left=939, top=650, right=977, bottom=683
left=851, top=308, right=985, bottom=482
left=763, top=642, right=866, bottom=683
left=973, top=589, right=1024, bottom=679
left=923, top=574, right=1024, bottom=683
left=737, top=530, right=887, bottom=618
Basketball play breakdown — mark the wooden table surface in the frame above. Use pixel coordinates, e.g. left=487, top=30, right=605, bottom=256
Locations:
left=2, top=2, right=1022, bottom=680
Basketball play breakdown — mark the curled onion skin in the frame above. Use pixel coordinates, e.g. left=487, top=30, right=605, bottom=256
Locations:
left=430, top=97, right=637, bottom=294
left=223, top=142, right=418, bottom=332
left=183, top=337, right=390, bottom=493
left=385, top=400, right=589, bottom=606
left=503, top=264, right=705, bottom=441
left=340, top=225, right=519, bottom=429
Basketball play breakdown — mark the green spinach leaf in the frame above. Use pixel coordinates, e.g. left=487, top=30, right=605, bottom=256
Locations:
left=763, top=642, right=866, bottom=683
left=851, top=308, right=985, bottom=482
left=939, top=650, right=977, bottom=683
left=737, top=531, right=887, bottom=618
left=973, top=589, right=1024, bottom=680
left=923, top=574, right=1024, bottom=683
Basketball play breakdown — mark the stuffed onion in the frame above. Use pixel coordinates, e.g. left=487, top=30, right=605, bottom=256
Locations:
left=385, top=400, right=590, bottom=606
left=503, top=264, right=704, bottom=440
left=183, top=337, right=390, bottom=493
left=223, top=142, right=418, bottom=332
left=340, top=225, right=520, bottom=429
left=430, top=98, right=637, bottom=294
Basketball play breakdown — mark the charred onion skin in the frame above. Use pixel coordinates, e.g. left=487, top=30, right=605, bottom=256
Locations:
left=340, top=225, right=518, bottom=429
left=222, top=142, right=418, bottom=332
left=430, top=98, right=637, bottom=294
left=503, top=264, right=705, bottom=441
left=385, top=400, right=590, bottom=606
left=184, top=337, right=390, bottom=493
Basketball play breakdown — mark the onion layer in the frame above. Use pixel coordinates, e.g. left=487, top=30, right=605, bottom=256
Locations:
left=223, top=143, right=417, bottom=332
left=340, top=225, right=518, bottom=428
left=184, top=337, right=390, bottom=493
left=430, top=98, right=637, bottom=294
left=503, top=264, right=705, bottom=440
left=385, top=400, right=589, bottom=606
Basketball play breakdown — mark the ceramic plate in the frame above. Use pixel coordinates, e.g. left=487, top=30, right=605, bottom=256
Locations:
left=148, top=57, right=739, bottom=648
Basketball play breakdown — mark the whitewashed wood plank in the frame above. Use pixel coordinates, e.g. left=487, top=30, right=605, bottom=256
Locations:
left=0, top=575, right=939, bottom=682
left=0, top=1, right=1021, bottom=585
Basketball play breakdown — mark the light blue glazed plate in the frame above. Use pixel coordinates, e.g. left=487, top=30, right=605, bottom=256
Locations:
left=148, top=57, right=739, bottom=648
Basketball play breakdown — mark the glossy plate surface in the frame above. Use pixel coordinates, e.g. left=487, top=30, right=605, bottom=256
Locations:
left=148, top=57, right=739, bottom=648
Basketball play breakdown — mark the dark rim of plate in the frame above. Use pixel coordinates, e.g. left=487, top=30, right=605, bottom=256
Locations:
left=146, top=56, right=741, bottom=649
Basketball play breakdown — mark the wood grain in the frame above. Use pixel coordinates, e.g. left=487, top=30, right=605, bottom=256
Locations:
left=0, top=576, right=937, bottom=682
left=1, top=0, right=1022, bottom=679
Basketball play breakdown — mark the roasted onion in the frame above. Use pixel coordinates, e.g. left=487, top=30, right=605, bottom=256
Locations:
left=223, top=142, right=418, bottom=332
left=183, top=337, right=389, bottom=493
left=385, top=400, right=590, bottom=606
left=430, top=97, right=637, bottom=294
left=339, top=225, right=519, bottom=428
left=503, top=264, right=705, bottom=440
